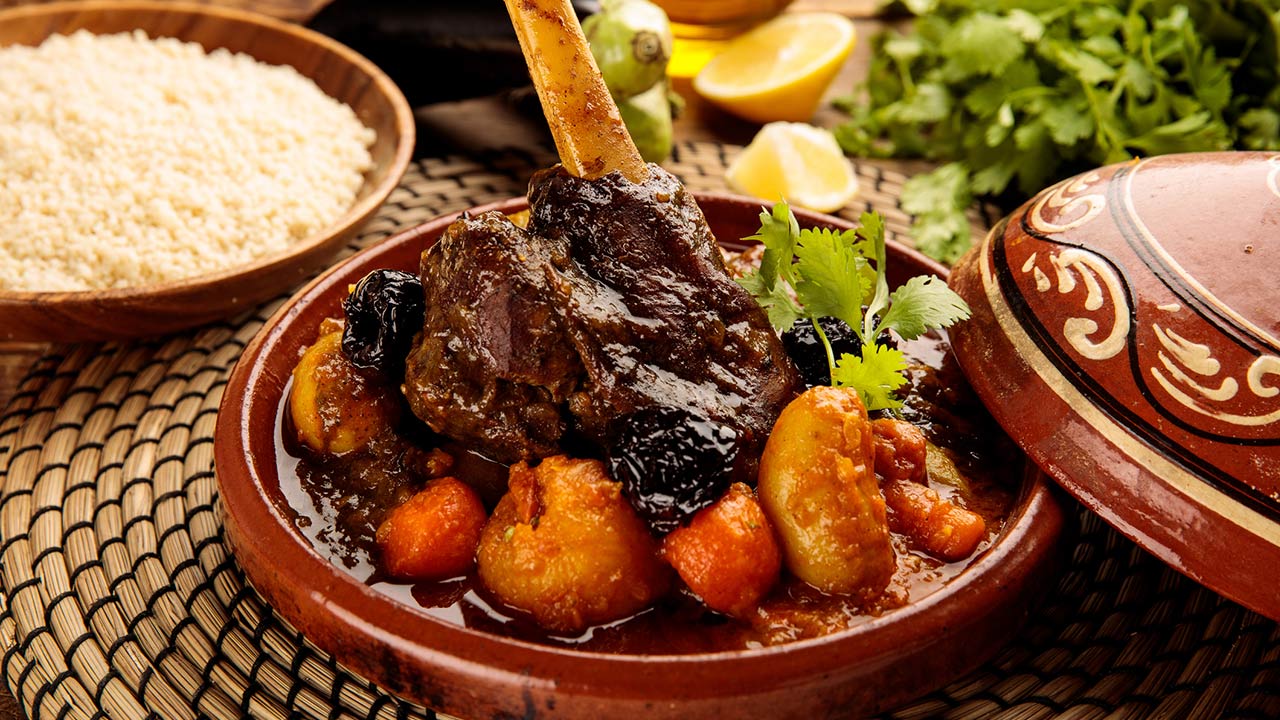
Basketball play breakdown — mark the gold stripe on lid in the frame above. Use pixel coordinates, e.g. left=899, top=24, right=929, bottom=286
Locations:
left=978, top=225, right=1280, bottom=545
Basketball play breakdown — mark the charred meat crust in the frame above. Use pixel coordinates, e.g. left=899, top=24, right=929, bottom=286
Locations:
left=404, top=212, right=581, bottom=461
left=404, top=164, right=799, bottom=465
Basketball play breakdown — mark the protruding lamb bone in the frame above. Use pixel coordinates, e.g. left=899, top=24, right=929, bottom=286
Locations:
left=503, top=0, right=649, bottom=183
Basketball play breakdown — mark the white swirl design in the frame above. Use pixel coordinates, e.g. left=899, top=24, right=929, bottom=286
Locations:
left=1248, top=356, right=1280, bottom=399
left=1050, top=249, right=1130, bottom=361
left=1149, top=323, right=1280, bottom=427
left=983, top=221, right=1280, bottom=545
left=1266, top=155, right=1280, bottom=200
left=1029, top=172, right=1106, bottom=233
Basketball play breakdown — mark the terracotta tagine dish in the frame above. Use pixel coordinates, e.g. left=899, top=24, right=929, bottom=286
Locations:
left=215, top=1, right=1066, bottom=716
left=949, top=151, right=1280, bottom=622
left=216, top=193, right=1066, bottom=720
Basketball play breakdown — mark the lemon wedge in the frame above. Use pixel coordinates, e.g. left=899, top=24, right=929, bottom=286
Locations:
left=693, top=13, right=855, bottom=123
left=726, top=122, right=858, bottom=213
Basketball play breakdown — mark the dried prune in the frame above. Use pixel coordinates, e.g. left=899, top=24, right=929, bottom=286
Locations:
left=342, top=269, right=426, bottom=378
left=782, top=317, right=900, bottom=388
left=606, top=406, right=738, bottom=535
left=781, top=317, right=863, bottom=388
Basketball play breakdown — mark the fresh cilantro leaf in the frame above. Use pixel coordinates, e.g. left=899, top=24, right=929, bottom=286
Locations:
left=883, top=34, right=925, bottom=64
left=1012, top=117, right=1050, bottom=151
left=739, top=205, right=972, bottom=410
left=1073, top=4, right=1125, bottom=38
left=737, top=271, right=803, bottom=332
left=1005, top=9, right=1045, bottom=43
left=912, top=209, right=973, bottom=264
left=1117, top=58, right=1156, bottom=100
left=1239, top=108, right=1280, bottom=149
left=1042, top=100, right=1095, bottom=146
left=1081, top=35, right=1124, bottom=63
left=793, top=228, right=874, bottom=331
left=900, top=163, right=969, bottom=216
left=962, top=60, right=1042, bottom=117
left=970, top=158, right=1015, bottom=196
left=875, top=275, right=972, bottom=340
left=1126, top=112, right=1231, bottom=155
left=984, top=113, right=1013, bottom=148
left=831, top=345, right=909, bottom=411
left=831, top=121, right=876, bottom=158
left=899, top=0, right=938, bottom=15
left=1186, top=46, right=1232, bottom=114
left=748, top=202, right=800, bottom=290
left=1011, top=121, right=1060, bottom=194
left=940, top=13, right=1026, bottom=79
left=997, top=0, right=1060, bottom=14
left=901, top=165, right=977, bottom=262
left=885, top=83, right=953, bottom=124
left=853, top=210, right=885, bottom=254
left=1041, top=40, right=1118, bottom=85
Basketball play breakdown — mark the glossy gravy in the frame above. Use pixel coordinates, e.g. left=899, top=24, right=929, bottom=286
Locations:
left=275, top=335, right=1018, bottom=654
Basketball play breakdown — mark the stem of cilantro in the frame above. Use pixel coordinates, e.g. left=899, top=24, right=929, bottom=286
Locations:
left=893, top=55, right=916, bottom=95
left=811, top=316, right=837, bottom=385
left=1080, top=82, right=1123, bottom=160
left=862, top=220, right=891, bottom=344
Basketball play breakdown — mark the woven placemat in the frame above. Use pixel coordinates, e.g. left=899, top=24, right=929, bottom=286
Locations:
left=1, top=142, right=1277, bottom=720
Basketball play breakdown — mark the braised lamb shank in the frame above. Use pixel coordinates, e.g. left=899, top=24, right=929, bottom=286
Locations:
left=402, top=0, right=798, bottom=464
left=403, top=165, right=799, bottom=464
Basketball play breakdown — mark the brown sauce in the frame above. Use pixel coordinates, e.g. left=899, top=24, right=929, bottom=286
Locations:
left=275, top=334, right=1019, bottom=654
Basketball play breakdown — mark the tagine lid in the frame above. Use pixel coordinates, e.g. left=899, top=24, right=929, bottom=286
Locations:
left=948, top=151, right=1280, bottom=621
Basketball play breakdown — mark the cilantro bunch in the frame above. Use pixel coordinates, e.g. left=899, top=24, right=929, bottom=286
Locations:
left=835, top=0, right=1280, bottom=262
left=738, top=203, right=970, bottom=410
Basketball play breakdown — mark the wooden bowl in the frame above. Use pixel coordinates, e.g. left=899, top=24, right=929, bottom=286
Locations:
left=948, top=151, right=1280, bottom=621
left=215, top=193, right=1067, bottom=719
left=0, top=0, right=414, bottom=342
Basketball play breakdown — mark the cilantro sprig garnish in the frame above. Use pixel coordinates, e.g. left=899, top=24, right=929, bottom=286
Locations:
left=738, top=202, right=970, bottom=410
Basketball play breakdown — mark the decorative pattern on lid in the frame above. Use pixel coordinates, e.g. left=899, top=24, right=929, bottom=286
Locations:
left=949, top=151, right=1280, bottom=621
left=1006, top=155, right=1278, bottom=502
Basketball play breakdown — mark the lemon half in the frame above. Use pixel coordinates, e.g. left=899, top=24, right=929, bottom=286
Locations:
left=726, top=122, right=859, bottom=213
left=693, top=13, right=856, bottom=124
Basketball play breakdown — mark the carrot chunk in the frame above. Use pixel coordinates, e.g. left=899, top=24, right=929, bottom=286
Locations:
left=880, top=479, right=985, bottom=562
left=872, top=417, right=986, bottom=562
left=376, top=477, right=487, bottom=581
left=870, top=417, right=927, bottom=484
left=662, top=483, right=781, bottom=618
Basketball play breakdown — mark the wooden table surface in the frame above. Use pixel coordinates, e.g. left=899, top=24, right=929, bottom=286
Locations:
left=0, top=4, right=887, bottom=718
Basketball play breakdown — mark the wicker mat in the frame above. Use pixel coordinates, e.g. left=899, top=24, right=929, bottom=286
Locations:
left=0, top=142, right=1277, bottom=720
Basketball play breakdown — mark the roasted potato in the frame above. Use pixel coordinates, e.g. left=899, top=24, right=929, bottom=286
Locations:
left=289, top=330, right=399, bottom=455
left=661, top=483, right=780, bottom=618
left=757, top=386, right=894, bottom=596
left=476, top=456, right=671, bottom=633
left=376, top=477, right=487, bottom=581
